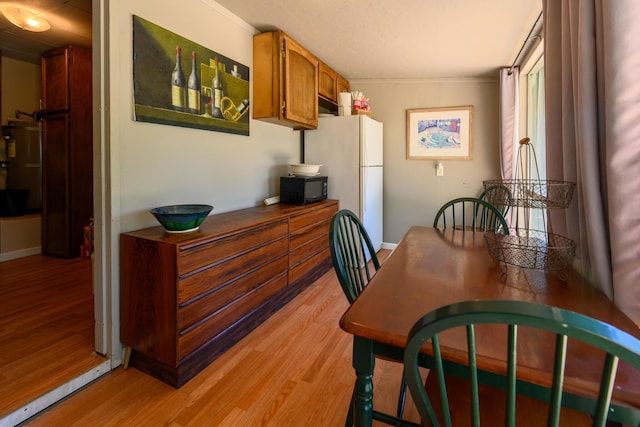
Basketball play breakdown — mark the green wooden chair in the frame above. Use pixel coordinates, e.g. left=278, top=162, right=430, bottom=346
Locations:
left=479, top=184, right=512, bottom=222
left=404, top=299, right=640, bottom=427
left=329, top=209, right=381, bottom=304
left=433, top=197, right=509, bottom=234
left=329, top=209, right=408, bottom=425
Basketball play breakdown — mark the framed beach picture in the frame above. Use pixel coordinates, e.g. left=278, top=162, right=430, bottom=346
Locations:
left=406, top=106, right=473, bottom=160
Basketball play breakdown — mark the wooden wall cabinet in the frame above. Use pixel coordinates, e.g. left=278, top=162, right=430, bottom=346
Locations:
left=253, top=30, right=319, bottom=130
left=120, top=200, right=338, bottom=387
left=41, top=46, right=93, bottom=258
left=337, top=74, right=351, bottom=97
left=318, top=61, right=338, bottom=103
left=318, top=61, right=350, bottom=104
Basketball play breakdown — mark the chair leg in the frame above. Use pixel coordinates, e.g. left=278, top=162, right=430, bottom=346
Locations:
left=397, top=369, right=407, bottom=418
left=345, top=386, right=355, bottom=427
left=347, top=373, right=408, bottom=426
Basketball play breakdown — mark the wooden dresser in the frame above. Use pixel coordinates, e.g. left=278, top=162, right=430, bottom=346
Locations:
left=120, top=199, right=338, bottom=387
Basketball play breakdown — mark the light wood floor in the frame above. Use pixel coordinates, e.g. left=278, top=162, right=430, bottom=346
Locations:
left=21, top=250, right=421, bottom=426
left=0, top=255, right=105, bottom=422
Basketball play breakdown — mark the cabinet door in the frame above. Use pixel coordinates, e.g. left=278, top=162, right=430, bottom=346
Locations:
left=318, top=61, right=338, bottom=102
left=42, top=48, right=69, bottom=111
left=283, top=35, right=318, bottom=129
left=41, top=113, right=71, bottom=257
left=337, top=74, right=350, bottom=97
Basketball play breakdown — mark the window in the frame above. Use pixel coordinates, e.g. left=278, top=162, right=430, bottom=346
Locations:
left=518, top=41, right=545, bottom=231
left=527, top=57, right=546, bottom=181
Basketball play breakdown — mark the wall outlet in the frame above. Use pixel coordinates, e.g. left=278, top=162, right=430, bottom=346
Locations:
left=436, top=162, right=444, bottom=177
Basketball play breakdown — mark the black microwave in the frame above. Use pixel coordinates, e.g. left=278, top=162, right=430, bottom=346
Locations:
left=280, top=175, right=328, bottom=205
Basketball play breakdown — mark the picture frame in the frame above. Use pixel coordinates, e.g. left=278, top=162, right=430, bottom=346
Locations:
left=406, top=106, right=473, bottom=160
left=132, top=15, right=250, bottom=136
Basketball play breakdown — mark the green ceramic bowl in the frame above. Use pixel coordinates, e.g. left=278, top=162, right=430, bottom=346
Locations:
left=150, top=204, right=213, bottom=233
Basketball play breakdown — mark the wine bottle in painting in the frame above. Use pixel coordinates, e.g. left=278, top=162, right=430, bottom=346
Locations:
left=187, top=51, right=201, bottom=114
left=212, top=58, right=224, bottom=119
left=237, top=99, right=250, bottom=115
left=171, top=46, right=186, bottom=111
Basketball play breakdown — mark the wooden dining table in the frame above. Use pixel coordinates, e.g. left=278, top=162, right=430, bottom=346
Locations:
left=339, top=226, right=640, bottom=426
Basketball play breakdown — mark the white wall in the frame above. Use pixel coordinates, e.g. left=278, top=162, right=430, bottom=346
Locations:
left=104, top=0, right=301, bottom=362
left=103, top=0, right=502, bottom=363
left=351, top=78, right=501, bottom=243
left=112, top=0, right=300, bottom=233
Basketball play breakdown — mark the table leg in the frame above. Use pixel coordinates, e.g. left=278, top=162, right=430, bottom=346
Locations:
left=352, top=336, right=375, bottom=427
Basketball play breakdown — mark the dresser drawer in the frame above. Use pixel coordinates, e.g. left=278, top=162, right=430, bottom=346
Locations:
left=178, top=272, right=288, bottom=360
left=178, top=237, right=288, bottom=305
left=177, top=219, right=289, bottom=276
left=289, top=218, right=330, bottom=252
left=178, top=255, right=288, bottom=331
left=289, top=246, right=331, bottom=285
left=289, top=233, right=329, bottom=269
left=289, top=203, right=337, bottom=233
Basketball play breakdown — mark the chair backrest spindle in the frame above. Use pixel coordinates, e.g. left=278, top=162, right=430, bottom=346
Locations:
left=433, top=197, right=509, bottom=234
left=479, top=185, right=513, bottom=223
left=404, top=300, right=640, bottom=426
left=329, top=209, right=380, bottom=303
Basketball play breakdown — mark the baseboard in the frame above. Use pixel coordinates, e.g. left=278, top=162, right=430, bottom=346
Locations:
left=380, top=242, right=398, bottom=251
left=0, top=246, right=41, bottom=262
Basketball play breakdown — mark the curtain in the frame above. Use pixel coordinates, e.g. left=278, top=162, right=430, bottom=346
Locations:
left=499, top=67, right=519, bottom=181
left=499, top=68, right=519, bottom=227
left=543, top=0, right=640, bottom=325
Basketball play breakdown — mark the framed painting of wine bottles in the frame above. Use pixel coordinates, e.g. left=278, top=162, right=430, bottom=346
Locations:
left=132, top=15, right=250, bottom=136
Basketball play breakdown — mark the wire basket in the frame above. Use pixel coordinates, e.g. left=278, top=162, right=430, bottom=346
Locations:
left=483, top=179, right=576, bottom=209
left=484, top=229, right=576, bottom=270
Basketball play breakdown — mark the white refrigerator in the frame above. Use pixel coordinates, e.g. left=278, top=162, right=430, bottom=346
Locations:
left=305, top=115, right=383, bottom=251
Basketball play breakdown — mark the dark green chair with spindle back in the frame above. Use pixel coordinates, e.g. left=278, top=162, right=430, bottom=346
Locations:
left=329, top=209, right=381, bottom=304
left=479, top=184, right=512, bottom=224
left=433, top=197, right=509, bottom=234
left=329, top=209, right=408, bottom=425
left=404, top=299, right=640, bottom=427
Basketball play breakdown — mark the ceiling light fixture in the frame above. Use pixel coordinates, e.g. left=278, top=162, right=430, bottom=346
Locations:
left=0, top=6, right=51, bottom=32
